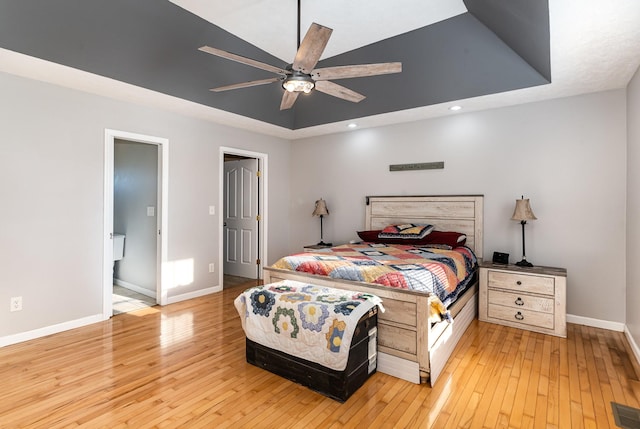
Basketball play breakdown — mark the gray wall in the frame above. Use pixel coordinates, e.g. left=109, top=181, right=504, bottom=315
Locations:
left=627, top=65, right=640, bottom=351
left=114, top=140, right=158, bottom=294
left=0, top=71, right=291, bottom=338
left=289, top=90, right=628, bottom=324
left=1, top=64, right=638, bottom=349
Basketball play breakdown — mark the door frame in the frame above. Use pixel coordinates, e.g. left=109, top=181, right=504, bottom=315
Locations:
left=219, top=147, right=268, bottom=286
left=103, top=129, right=169, bottom=319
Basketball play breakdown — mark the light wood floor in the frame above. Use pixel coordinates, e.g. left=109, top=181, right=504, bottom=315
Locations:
left=1, top=281, right=639, bottom=428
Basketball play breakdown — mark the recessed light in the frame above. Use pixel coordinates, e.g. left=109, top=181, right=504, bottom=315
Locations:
left=449, top=105, right=462, bottom=111
left=347, top=123, right=357, bottom=128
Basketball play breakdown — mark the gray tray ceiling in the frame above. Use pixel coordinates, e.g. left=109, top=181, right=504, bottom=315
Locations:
left=0, top=0, right=550, bottom=130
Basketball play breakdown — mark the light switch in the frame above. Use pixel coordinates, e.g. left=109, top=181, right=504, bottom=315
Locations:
left=147, top=206, right=155, bottom=216
left=209, top=205, right=215, bottom=215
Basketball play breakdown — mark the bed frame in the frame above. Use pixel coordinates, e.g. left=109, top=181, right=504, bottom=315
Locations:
left=263, top=195, right=484, bottom=386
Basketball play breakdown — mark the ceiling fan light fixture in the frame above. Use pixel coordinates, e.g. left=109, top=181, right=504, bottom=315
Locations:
left=282, top=73, right=315, bottom=93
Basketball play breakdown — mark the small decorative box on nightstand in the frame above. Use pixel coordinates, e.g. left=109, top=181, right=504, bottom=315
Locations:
left=479, top=261, right=567, bottom=337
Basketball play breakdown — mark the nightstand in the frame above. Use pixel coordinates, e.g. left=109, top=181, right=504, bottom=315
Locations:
left=478, top=261, right=567, bottom=337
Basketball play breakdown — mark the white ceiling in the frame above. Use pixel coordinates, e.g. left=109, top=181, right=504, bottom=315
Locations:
left=169, top=0, right=468, bottom=62
left=1, top=0, right=639, bottom=140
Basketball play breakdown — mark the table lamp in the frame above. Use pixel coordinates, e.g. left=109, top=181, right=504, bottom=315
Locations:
left=511, top=196, right=537, bottom=267
left=312, top=198, right=331, bottom=246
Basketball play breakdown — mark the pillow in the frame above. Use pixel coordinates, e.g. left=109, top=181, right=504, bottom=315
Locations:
left=357, top=230, right=383, bottom=242
left=357, top=229, right=466, bottom=247
left=378, top=223, right=434, bottom=240
left=423, top=231, right=467, bottom=247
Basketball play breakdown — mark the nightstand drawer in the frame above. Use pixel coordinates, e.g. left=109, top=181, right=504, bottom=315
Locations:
left=488, top=271, right=554, bottom=295
left=488, top=289, right=554, bottom=313
left=488, top=304, right=554, bottom=330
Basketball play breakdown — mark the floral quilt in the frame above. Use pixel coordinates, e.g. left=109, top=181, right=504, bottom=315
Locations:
left=272, top=243, right=477, bottom=310
left=234, top=280, right=382, bottom=371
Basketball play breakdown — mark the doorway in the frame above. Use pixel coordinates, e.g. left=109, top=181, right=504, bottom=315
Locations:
left=220, top=147, right=267, bottom=288
left=103, top=130, right=169, bottom=319
left=112, top=140, right=158, bottom=314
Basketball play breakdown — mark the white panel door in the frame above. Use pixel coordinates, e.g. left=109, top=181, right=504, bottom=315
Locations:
left=224, top=158, right=258, bottom=278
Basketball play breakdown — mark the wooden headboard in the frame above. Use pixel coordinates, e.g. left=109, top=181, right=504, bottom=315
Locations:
left=364, top=195, right=484, bottom=260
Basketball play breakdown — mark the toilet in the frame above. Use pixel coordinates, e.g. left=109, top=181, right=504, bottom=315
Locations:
left=113, top=234, right=125, bottom=261
left=113, top=234, right=125, bottom=274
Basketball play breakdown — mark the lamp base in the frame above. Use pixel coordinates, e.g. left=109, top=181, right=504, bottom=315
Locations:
left=317, top=241, right=332, bottom=247
left=515, top=259, right=533, bottom=267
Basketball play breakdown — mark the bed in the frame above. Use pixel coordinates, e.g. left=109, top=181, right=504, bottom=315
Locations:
left=263, top=195, right=484, bottom=386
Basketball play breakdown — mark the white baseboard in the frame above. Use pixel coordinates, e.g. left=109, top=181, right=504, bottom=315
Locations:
left=114, top=279, right=156, bottom=299
left=567, top=314, right=625, bottom=332
left=377, top=352, right=420, bottom=384
left=167, top=285, right=222, bottom=304
left=0, top=314, right=103, bottom=348
left=624, top=326, right=640, bottom=368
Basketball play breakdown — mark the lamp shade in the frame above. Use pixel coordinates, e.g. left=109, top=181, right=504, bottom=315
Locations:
left=511, top=198, right=537, bottom=221
left=312, top=198, right=329, bottom=217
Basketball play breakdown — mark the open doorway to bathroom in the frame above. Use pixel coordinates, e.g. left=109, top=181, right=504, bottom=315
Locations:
left=103, top=130, right=168, bottom=319
left=112, top=139, right=159, bottom=315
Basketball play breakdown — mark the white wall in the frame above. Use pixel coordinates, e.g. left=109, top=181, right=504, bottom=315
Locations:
left=0, top=65, right=632, bottom=342
left=0, top=71, right=291, bottom=339
left=290, top=90, right=627, bottom=323
left=626, top=66, right=640, bottom=348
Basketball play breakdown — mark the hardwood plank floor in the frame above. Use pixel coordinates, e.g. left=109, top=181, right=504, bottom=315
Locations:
left=0, top=281, right=638, bottom=428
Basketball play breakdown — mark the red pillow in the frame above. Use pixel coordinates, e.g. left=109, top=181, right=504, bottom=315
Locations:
left=357, top=230, right=383, bottom=242
left=424, top=231, right=467, bottom=247
left=357, top=229, right=466, bottom=247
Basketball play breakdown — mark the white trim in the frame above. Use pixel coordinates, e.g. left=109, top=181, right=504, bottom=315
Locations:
left=103, top=132, right=115, bottom=319
left=114, top=279, right=157, bottom=299
left=377, top=352, right=420, bottom=384
left=104, top=129, right=169, bottom=320
left=624, top=326, right=640, bottom=367
left=166, top=286, right=222, bottom=304
left=0, top=314, right=103, bottom=348
left=566, top=314, right=625, bottom=332
left=219, top=147, right=268, bottom=287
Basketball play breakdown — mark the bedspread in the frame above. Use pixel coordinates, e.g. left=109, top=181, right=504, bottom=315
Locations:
left=234, top=280, right=382, bottom=371
left=272, top=243, right=477, bottom=310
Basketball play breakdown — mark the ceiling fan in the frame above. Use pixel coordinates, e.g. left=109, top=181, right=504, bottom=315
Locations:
left=198, top=2, right=402, bottom=110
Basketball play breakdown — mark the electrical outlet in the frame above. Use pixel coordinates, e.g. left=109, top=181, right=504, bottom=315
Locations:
left=10, top=296, right=22, bottom=312
left=209, top=263, right=215, bottom=273
left=209, top=205, right=215, bottom=215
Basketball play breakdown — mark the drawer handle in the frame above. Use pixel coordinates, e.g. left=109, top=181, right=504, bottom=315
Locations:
left=516, top=280, right=522, bottom=286
left=515, top=297, right=524, bottom=306
left=515, top=311, right=524, bottom=321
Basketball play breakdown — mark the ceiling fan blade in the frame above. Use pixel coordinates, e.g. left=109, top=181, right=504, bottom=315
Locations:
left=292, top=23, right=333, bottom=74
left=312, top=62, right=402, bottom=81
left=210, top=77, right=281, bottom=92
left=199, top=46, right=288, bottom=75
left=314, top=81, right=366, bottom=103
left=280, top=91, right=300, bottom=110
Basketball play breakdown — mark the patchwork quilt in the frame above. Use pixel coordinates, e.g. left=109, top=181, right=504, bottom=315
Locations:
left=234, top=280, right=382, bottom=371
left=271, top=243, right=477, bottom=310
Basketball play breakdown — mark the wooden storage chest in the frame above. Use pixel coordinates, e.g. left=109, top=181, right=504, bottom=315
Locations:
left=246, top=306, right=378, bottom=402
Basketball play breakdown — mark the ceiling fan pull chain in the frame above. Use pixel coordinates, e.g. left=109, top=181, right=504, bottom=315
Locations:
left=297, top=0, right=301, bottom=50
